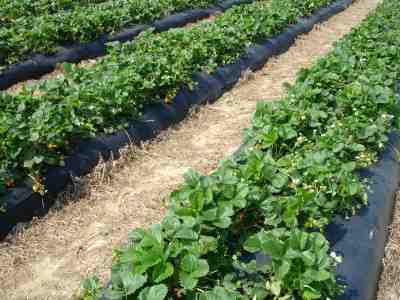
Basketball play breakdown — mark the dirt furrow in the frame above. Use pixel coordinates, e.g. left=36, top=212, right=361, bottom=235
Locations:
left=0, top=0, right=381, bottom=299
left=377, top=192, right=400, bottom=300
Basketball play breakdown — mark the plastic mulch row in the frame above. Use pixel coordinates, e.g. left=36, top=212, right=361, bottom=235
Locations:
left=0, top=0, right=253, bottom=90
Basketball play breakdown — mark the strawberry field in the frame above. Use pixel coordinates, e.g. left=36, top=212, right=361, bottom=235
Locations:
left=77, top=0, right=400, bottom=298
left=0, top=0, right=107, bottom=22
left=0, top=0, right=223, bottom=66
left=0, top=0, right=332, bottom=205
left=0, top=0, right=399, bottom=299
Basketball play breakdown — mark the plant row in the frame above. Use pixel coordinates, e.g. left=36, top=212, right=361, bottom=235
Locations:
left=77, top=0, right=400, bottom=299
left=0, top=0, right=333, bottom=205
left=0, top=0, right=221, bottom=67
left=0, top=0, right=107, bottom=25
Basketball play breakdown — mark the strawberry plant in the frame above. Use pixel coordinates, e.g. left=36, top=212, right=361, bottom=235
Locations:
left=0, top=0, right=334, bottom=204
left=0, top=0, right=107, bottom=25
left=76, top=0, right=400, bottom=298
left=0, top=0, right=223, bottom=67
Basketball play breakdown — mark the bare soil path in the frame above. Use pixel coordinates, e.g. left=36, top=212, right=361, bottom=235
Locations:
left=0, top=0, right=381, bottom=299
left=377, top=192, right=400, bottom=300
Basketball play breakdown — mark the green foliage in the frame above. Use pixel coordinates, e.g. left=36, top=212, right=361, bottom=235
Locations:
left=243, top=229, right=339, bottom=299
left=0, top=0, right=107, bottom=25
left=78, top=277, right=103, bottom=300
left=0, top=0, right=333, bottom=204
left=0, top=0, right=221, bottom=66
left=98, top=159, right=342, bottom=298
left=78, top=0, right=400, bottom=298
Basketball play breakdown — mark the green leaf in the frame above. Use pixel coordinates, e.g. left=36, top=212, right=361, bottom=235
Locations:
left=272, top=173, right=289, bottom=189
left=131, top=250, right=162, bottom=274
left=201, top=208, right=218, bottom=221
left=63, top=63, right=73, bottom=74
left=348, top=182, right=360, bottom=196
left=303, top=285, right=322, bottom=300
left=199, top=287, right=240, bottom=300
left=199, top=235, right=218, bottom=254
left=138, top=284, right=168, bottom=300
left=175, top=226, right=198, bottom=240
left=262, top=127, right=279, bottom=147
left=180, top=254, right=209, bottom=277
left=179, top=274, right=198, bottom=290
left=364, top=125, right=377, bottom=137
left=262, top=236, right=285, bottom=258
left=181, top=254, right=200, bottom=274
left=120, top=272, right=147, bottom=295
left=342, top=162, right=356, bottom=172
left=213, top=216, right=232, bottom=229
left=315, top=270, right=331, bottom=282
left=351, top=143, right=365, bottom=152
left=301, top=251, right=316, bottom=266
left=152, top=262, right=174, bottom=283
left=179, top=254, right=209, bottom=290
left=244, top=235, right=262, bottom=253
left=279, top=125, right=297, bottom=140
left=276, top=260, right=291, bottom=278
left=193, top=259, right=210, bottom=278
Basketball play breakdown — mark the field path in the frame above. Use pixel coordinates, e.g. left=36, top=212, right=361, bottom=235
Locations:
left=377, top=192, right=400, bottom=300
left=0, top=0, right=381, bottom=299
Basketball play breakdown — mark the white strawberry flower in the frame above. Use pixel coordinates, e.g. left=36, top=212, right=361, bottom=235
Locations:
left=330, top=251, right=343, bottom=263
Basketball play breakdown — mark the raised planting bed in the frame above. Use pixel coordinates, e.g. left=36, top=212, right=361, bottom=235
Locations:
left=76, top=0, right=400, bottom=299
left=0, top=0, right=256, bottom=90
left=0, top=0, right=348, bottom=238
left=0, top=0, right=250, bottom=75
left=0, top=0, right=108, bottom=24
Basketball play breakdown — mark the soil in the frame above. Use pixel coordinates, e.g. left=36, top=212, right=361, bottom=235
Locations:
left=0, top=0, right=381, bottom=299
left=377, top=192, right=400, bottom=300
